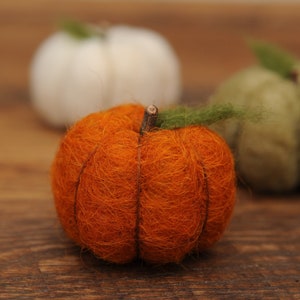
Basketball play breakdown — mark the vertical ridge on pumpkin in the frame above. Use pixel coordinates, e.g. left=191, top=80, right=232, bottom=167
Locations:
left=135, top=135, right=142, bottom=260
left=73, top=144, right=100, bottom=227
left=135, top=105, right=159, bottom=260
left=75, top=128, right=139, bottom=263
left=192, top=129, right=236, bottom=251
left=196, top=160, right=210, bottom=247
left=52, top=111, right=107, bottom=245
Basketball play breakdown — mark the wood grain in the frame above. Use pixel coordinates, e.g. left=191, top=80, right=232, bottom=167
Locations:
left=1, top=1, right=300, bottom=299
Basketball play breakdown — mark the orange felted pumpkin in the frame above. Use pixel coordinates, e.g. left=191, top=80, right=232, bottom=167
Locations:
left=52, top=104, right=237, bottom=264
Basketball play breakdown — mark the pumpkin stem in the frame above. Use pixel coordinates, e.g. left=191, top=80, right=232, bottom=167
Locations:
left=289, top=70, right=299, bottom=83
left=140, top=105, right=159, bottom=135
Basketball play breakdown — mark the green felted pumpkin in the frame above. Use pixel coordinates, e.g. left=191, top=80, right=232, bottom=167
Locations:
left=210, top=40, right=300, bottom=193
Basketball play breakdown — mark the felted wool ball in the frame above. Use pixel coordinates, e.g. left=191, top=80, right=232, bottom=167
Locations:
left=51, top=104, right=236, bottom=264
left=210, top=65, right=300, bottom=193
left=30, top=21, right=181, bottom=127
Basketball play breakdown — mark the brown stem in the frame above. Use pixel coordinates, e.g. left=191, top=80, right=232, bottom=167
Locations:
left=140, top=105, right=159, bottom=135
left=289, top=70, right=299, bottom=84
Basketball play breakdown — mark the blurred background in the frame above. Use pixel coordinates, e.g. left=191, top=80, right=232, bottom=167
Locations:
left=2, top=0, right=300, bottom=106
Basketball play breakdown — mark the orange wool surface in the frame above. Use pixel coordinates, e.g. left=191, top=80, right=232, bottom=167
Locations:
left=52, top=104, right=236, bottom=264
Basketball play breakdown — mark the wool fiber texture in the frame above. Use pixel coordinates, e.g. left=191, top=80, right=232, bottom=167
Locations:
left=210, top=66, right=300, bottom=192
left=52, top=104, right=236, bottom=264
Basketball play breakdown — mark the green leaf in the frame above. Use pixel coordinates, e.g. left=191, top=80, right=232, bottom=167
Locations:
left=156, top=103, right=262, bottom=130
left=60, top=19, right=98, bottom=40
left=248, top=39, right=296, bottom=78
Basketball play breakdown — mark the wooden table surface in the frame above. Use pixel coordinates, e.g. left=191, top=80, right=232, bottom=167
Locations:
left=1, top=1, right=300, bottom=299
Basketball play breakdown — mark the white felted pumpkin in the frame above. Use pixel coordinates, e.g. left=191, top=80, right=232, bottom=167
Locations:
left=30, top=20, right=181, bottom=127
left=209, top=40, right=300, bottom=193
